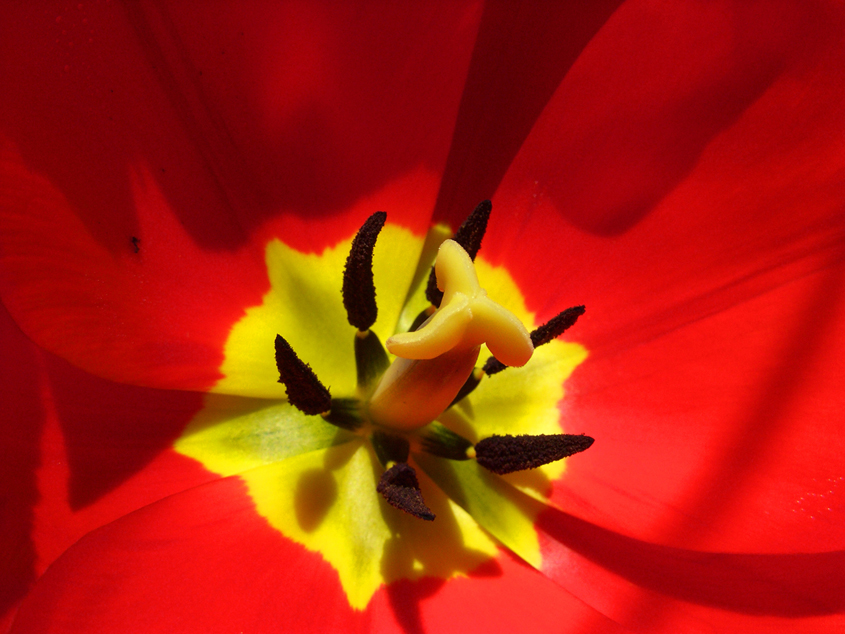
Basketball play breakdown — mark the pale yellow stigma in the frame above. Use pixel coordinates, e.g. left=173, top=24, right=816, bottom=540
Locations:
left=386, top=239, right=533, bottom=367
left=368, top=240, right=533, bottom=430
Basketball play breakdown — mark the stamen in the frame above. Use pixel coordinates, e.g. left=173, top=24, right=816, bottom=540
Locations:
left=354, top=329, right=390, bottom=390
left=475, top=434, right=594, bottom=475
left=321, top=398, right=363, bottom=431
left=371, top=430, right=410, bottom=467
left=377, top=462, right=435, bottom=521
left=484, top=305, right=586, bottom=376
left=530, top=305, right=586, bottom=347
left=274, top=334, right=332, bottom=415
left=343, top=211, right=387, bottom=331
left=454, top=200, right=493, bottom=260
left=426, top=200, right=492, bottom=306
left=448, top=367, right=484, bottom=408
left=481, top=356, right=505, bottom=377
left=418, top=422, right=473, bottom=461
left=407, top=305, right=436, bottom=334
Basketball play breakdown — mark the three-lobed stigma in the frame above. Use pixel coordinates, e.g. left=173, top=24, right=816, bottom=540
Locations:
left=367, top=238, right=533, bottom=430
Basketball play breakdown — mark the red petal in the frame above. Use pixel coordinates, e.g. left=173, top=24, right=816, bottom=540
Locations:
left=537, top=263, right=845, bottom=631
left=473, top=2, right=845, bottom=630
left=0, top=304, right=41, bottom=628
left=0, top=300, right=213, bottom=627
left=0, top=155, right=267, bottom=390
left=493, top=0, right=844, bottom=237
left=480, top=0, right=845, bottom=548
left=0, top=2, right=480, bottom=246
left=432, top=0, right=623, bottom=225
left=487, top=1, right=845, bottom=320
left=537, top=505, right=845, bottom=632
left=11, top=475, right=627, bottom=634
left=0, top=2, right=481, bottom=388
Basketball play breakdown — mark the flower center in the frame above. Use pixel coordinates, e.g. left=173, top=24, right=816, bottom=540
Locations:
left=175, top=200, right=591, bottom=609
left=274, top=204, right=592, bottom=521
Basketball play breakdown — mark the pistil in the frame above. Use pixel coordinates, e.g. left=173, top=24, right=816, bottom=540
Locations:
left=367, top=239, right=533, bottom=430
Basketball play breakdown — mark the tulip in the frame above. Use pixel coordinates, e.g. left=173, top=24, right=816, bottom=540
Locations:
left=1, top=2, right=844, bottom=633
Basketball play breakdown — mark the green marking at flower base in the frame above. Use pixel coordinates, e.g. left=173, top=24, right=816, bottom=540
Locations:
left=175, top=219, right=587, bottom=609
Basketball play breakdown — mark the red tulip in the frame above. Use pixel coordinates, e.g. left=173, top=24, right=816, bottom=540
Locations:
left=1, top=2, right=844, bottom=633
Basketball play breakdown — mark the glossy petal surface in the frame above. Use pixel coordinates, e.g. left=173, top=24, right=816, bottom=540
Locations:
left=0, top=301, right=213, bottom=629
left=9, top=475, right=626, bottom=634
left=0, top=1, right=479, bottom=390
left=476, top=1, right=845, bottom=631
left=2, top=1, right=845, bottom=633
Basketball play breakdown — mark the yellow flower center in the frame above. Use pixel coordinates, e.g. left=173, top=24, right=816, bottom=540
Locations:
left=175, top=221, right=587, bottom=609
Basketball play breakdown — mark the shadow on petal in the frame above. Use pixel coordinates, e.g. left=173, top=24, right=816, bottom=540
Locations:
left=46, top=354, right=205, bottom=510
left=538, top=506, right=845, bottom=617
left=0, top=304, right=41, bottom=621
left=433, top=0, right=623, bottom=227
